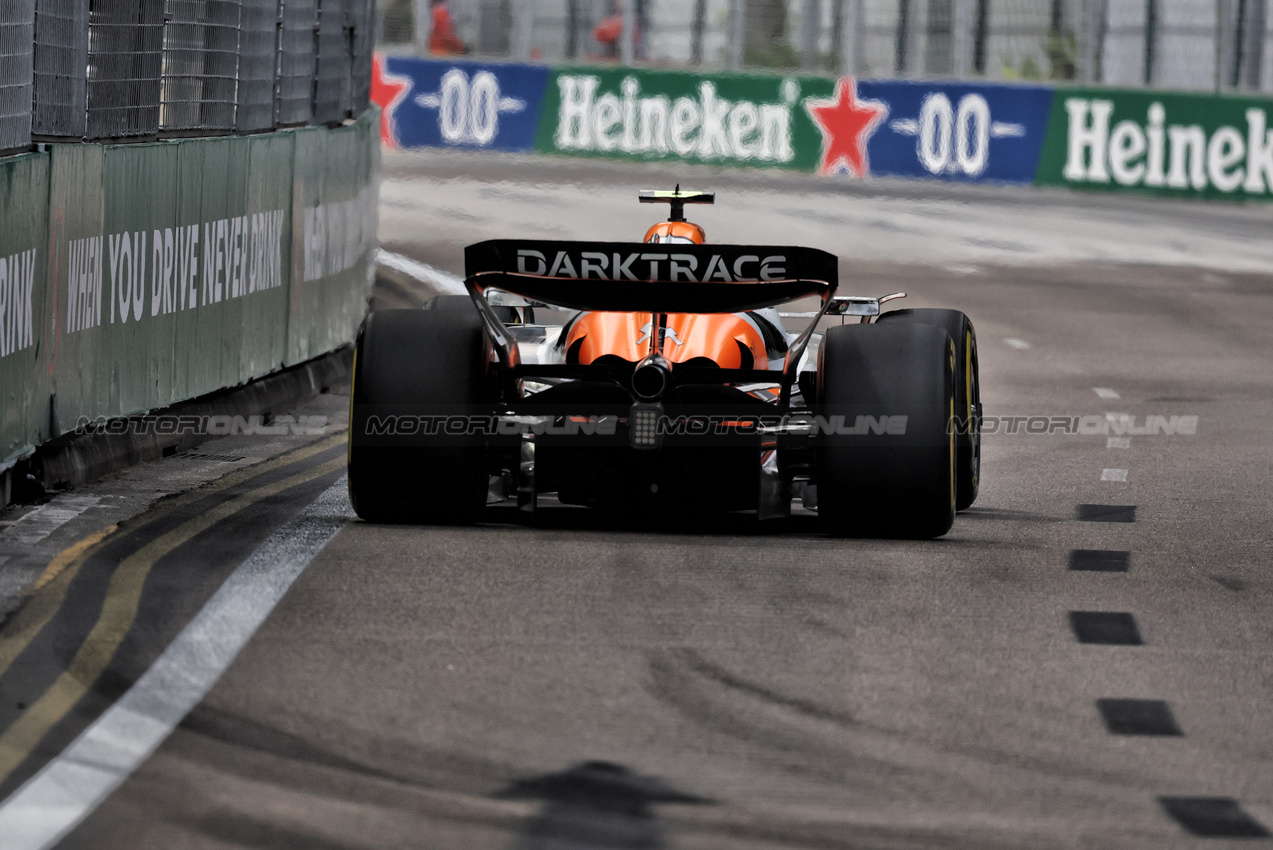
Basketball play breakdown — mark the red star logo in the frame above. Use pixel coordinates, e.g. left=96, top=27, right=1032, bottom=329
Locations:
left=370, top=53, right=411, bottom=147
left=803, top=77, right=889, bottom=177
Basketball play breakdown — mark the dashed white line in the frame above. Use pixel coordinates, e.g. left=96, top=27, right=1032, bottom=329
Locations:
left=1004, top=338, right=1031, bottom=350
left=0, top=478, right=353, bottom=850
left=1094, top=388, right=1121, bottom=399
left=1101, top=468, right=1129, bottom=482
left=1106, top=437, right=1132, bottom=449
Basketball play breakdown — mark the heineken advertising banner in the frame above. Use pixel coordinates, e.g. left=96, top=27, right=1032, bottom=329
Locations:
left=372, top=56, right=1052, bottom=183
left=372, top=54, right=1273, bottom=201
left=375, top=54, right=550, bottom=152
left=1036, top=88, right=1273, bottom=200
left=856, top=80, right=1054, bottom=184
left=0, top=111, right=378, bottom=471
left=537, top=70, right=1054, bottom=183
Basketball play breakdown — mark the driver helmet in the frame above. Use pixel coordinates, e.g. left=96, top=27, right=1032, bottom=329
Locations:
left=643, top=220, right=705, bottom=244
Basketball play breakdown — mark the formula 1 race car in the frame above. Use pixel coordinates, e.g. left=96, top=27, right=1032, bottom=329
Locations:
left=349, top=189, right=980, bottom=538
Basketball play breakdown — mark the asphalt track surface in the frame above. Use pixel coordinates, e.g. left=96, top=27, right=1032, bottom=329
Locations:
left=1, top=151, right=1272, bottom=849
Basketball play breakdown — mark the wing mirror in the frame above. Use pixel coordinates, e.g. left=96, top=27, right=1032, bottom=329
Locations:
left=825, top=292, right=906, bottom=317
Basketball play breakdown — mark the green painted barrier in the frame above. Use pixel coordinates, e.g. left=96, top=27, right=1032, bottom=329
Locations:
left=1036, top=87, right=1273, bottom=201
left=0, top=109, right=378, bottom=471
left=290, top=121, right=380, bottom=365
left=535, top=66, right=836, bottom=172
left=0, top=153, right=50, bottom=467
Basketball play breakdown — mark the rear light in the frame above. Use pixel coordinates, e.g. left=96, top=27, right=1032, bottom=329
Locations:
left=628, top=403, right=663, bottom=450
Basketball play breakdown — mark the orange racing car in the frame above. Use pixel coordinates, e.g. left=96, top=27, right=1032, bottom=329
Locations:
left=348, top=188, right=980, bottom=538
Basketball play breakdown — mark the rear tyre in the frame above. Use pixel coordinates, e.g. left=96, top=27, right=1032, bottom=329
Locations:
left=348, top=308, right=492, bottom=523
left=423, top=294, right=477, bottom=313
left=817, top=323, right=956, bottom=539
left=877, top=308, right=980, bottom=510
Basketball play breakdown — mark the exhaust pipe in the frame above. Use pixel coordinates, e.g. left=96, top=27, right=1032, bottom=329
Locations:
left=631, top=354, right=672, bottom=400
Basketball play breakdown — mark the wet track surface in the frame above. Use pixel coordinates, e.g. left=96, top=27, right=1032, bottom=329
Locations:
left=2, top=152, right=1273, bottom=848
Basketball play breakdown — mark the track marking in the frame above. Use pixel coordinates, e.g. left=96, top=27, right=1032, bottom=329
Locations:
left=1068, top=550, right=1131, bottom=572
left=0, top=477, right=352, bottom=850
left=0, top=434, right=346, bottom=684
left=1076, top=504, right=1136, bottom=523
left=1069, top=611, right=1143, bottom=645
left=1003, top=338, right=1031, bottom=350
left=29, top=525, right=118, bottom=595
left=0, top=527, right=118, bottom=682
left=0, top=456, right=345, bottom=786
left=1093, top=387, right=1120, bottom=399
left=376, top=248, right=466, bottom=295
left=1101, top=468, right=1129, bottom=482
left=1106, top=437, right=1131, bottom=449
left=1159, top=797, right=1271, bottom=837
left=1096, top=699, right=1182, bottom=736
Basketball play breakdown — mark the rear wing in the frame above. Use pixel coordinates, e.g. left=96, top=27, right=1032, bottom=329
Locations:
left=463, top=239, right=840, bottom=401
left=463, top=240, right=838, bottom=314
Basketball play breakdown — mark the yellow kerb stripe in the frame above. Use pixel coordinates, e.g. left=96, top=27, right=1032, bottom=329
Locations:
left=0, top=433, right=346, bottom=683
left=0, top=454, right=345, bottom=785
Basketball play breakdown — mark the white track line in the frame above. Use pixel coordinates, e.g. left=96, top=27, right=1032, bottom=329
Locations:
left=1093, top=387, right=1120, bottom=399
left=1003, top=338, right=1031, bottom=350
left=0, top=478, right=353, bottom=850
left=1106, top=437, right=1132, bottom=449
left=376, top=248, right=466, bottom=295
left=1101, top=468, right=1129, bottom=482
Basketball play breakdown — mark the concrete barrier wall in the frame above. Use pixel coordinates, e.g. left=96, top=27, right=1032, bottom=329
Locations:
left=0, top=109, right=378, bottom=470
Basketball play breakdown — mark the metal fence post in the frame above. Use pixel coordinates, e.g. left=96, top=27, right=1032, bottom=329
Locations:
left=621, top=0, right=637, bottom=65
left=414, top=0, right=431, bottom=57
left=1078, top=0, right=1104, bottom=84
left=905, top=0, right=929, bottom=75
left=512, top=0, right=534, bottom=61
left=800, top=0, right=821, bottom=70
left=1238, top=0, right=1266, bottom=89
left=1263, top=0, right=1273, bottom=91
left=952, top=0, right=974, bottom=78
left=1144, top=0, right=1157, bottom=86
left=1215, top=0, right=1228, bottom=92
left=835, top=0, right=865, bottom=76
left=690, top=0, right=706, bottom=65
left=845, top=0, right=865, bottom=75
left=728, top=0, right=745, bottom=69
